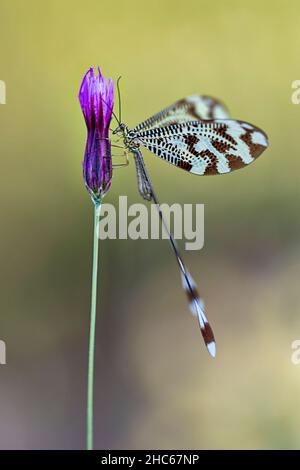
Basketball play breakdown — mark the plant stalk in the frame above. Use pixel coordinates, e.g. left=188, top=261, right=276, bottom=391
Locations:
left=87, top=200, right=101, bottom=450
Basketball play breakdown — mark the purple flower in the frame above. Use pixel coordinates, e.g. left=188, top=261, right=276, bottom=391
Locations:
left=79, top=67, right=114, bottom=202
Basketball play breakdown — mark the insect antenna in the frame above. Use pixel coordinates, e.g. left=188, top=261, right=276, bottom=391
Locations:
left=100, top=95, right=121, bottom=127
left=116, top=76, right=122, bottom=124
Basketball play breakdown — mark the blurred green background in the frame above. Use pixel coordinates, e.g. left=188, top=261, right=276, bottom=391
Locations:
left=1, top=0, right=300, bottom=450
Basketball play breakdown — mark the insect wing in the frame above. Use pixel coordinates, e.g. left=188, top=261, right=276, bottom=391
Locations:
left=132, top=95, right=230, bottom=133
left=136, top=120, right=268, bottom=175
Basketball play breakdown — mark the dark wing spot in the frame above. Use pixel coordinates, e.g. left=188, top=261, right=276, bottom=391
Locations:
left=211, top=139, right=233, bottom=154
left=202, top=322, right=215, bottom=345
left=240, top=128, right=268, bottom=159
left=199, top=150, right=219, bottom=175
left=226, top=155, right=246, bottom=171
left=185, top=284, right=201, bottom=303
left=215, top=125, right=237, bottom=145
left=182, top=134, right=202, bottom=158
left=184, top=134, right=199, bottom=148
left=177, top=160, right=192, bottom=172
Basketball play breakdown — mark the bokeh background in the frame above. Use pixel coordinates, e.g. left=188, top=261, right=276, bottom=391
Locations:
left=1, top=0, right=300, bottom=450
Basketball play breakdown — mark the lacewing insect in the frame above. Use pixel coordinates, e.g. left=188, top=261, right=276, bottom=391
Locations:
left=112, top=94, right=269, bottom=357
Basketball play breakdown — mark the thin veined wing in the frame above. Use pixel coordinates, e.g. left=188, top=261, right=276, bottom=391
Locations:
left=133, top=152, right=152, bottom=201
left=132, top=95, right=230, bottom=133
left=133, top=119, right=268, bottom=175
left=131, top=148, right=216, bottom=357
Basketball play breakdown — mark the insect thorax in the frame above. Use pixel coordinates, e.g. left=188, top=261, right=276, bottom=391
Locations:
left=120, top=127, right=139, bottom=150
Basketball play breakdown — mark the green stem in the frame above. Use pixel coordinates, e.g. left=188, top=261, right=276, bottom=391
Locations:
left=87, top=200, right=101, bottom=450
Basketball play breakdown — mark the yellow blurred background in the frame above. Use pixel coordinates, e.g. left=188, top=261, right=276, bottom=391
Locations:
left=1, top=0, right=300, bottom=449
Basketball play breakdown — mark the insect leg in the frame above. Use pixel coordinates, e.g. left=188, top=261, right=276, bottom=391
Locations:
left=112, top=149, right=129, bottom=169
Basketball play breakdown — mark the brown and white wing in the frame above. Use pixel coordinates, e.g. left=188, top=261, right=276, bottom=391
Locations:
left=135, top=120, right=268, bottom=175
left=132, top=95, right=230, bottom=133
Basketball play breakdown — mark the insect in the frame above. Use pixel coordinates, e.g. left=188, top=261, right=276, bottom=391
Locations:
left=112, top=94, right=269, bottom=357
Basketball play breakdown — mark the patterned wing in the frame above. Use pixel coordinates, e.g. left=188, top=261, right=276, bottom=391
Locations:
left=132, top=95, right=230, bottom=133
left=133, top=120, right=268, bottom=175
